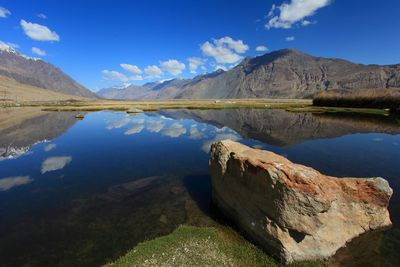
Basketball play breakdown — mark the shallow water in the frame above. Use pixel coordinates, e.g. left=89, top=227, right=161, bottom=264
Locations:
left=0, top=108, right=399, bottom=266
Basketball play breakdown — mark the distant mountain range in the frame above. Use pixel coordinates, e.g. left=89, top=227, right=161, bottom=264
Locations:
left=98, top=49, right=400, bottom=99
left=0, top=47, right=97, bottom=99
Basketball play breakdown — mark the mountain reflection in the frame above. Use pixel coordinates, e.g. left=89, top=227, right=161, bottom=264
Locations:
left=160, top=109, right=400, bottom=146
left=0, top=108, right=79, bottom=160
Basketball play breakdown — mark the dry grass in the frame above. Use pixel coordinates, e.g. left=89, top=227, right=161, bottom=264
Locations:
left=313, top=89, right=400, bottom=112
left=13, top=99, right=312, bottom=112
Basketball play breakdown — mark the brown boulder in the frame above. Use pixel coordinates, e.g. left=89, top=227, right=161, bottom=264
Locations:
left=210, top=140, right=393, bottom=263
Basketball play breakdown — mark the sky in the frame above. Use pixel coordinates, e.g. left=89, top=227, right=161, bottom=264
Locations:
left=0, top=0, right=400, bottom=91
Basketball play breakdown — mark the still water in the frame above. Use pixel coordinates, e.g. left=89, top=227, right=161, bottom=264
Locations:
left=0, top=108, right=399, bottom=266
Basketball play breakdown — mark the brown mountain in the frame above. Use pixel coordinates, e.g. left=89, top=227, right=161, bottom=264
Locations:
left=0, top=48, right=97, bottom=99
left=98, top=49, right=400, bottom=99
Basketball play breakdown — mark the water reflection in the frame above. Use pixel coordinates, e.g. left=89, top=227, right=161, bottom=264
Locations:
left=161, top=122, right=187, bottom=138
left=160, top=109, right=400, bottom=146
left=41, top=156, right=72, bottom=174
left=0, top=108, right=79, bottom=160
left=0, top=108, right=399, bottom=267
left=124, top=124, right=145, bottom=135
left=43, top=143, right=56, bottom=152
left=0, top=176, right=32, bottom=191
left=146, top=120, right=164, bottom=133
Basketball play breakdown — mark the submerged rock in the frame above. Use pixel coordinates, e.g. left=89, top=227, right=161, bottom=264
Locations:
left=210, top=140, right=393, bottom=263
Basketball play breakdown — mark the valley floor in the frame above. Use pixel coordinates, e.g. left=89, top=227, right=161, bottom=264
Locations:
left=0, top=98, right=392, bottom=116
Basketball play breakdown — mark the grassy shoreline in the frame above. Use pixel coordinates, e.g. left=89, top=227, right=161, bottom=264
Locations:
left=0, top=98, right=394, bottom=116
left=105, top=225, right=323, bottom=267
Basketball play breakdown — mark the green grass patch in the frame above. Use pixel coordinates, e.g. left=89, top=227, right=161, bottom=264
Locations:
left=105, top=225, right=324, bottom=267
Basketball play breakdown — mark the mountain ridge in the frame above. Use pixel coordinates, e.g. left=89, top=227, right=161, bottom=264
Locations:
left=0, top=47, right=97, bottom=99
left=97, top=48, right=400, bottom=100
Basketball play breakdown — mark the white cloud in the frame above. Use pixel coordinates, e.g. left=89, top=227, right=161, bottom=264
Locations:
left=144, top=65, right=163, bottom=79
left=129, top=75, right=143, bottom=81
left=215, top=36, right=249, bottom=53
left=256, top=45, right=269, bottom=52
left=20, top=19, right=60, bottom=41
left=266, top=0, right=330, bottom=29
left=124, top=124, right=145, bottom=135
left=201, top=36, right=248, bottom=64
left=0, top=7, right=11, bottom=18
left=44, top=143, right=56, bottom=152
left=31, top=47, right=46, bottom=56
left=0, top=176, right=32, bottom=191
left=286, top=36, right=295, bottom=41
left=188, top=57, right=205, bottom=74
left=0, top=41, right=19, bottom=51
left=37, top=13, right=47, bottom=19
left=120, top=63, right=142, bottom=75
left=41, top=156, right=72, bottom=174
left=160, top=59, right=185, bottom=75
left=162, top=122, right=186, bottom=138
left=102, top=70, right=129, bottom=82
left=147, top=120, right=165, bottom=133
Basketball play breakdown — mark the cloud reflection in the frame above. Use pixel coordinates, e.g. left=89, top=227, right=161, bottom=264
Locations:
left=147, top=121, right=165, bottom=133
left=202, top=133, right=242, bottom=153
left=41, top=156, right=72, bottom=174
left=44, top=143, right=56, bottom=152
left=124, top=125, right=145, bottom=135
left=0, top=176, right=32, bottom=191
left=106, top=118, right=130, bottom=130
left=161, top=122, right=187, bottom=138
left=189, top=124, right=205, bottom=140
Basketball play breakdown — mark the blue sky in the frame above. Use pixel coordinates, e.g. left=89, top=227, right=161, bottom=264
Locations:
left=1, top=0, right=400, bottom=91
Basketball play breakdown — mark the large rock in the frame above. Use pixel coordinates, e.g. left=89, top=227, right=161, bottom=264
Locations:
left=210, top=140, right=393, bottom=263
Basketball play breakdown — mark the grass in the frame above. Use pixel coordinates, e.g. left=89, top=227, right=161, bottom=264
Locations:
left=1, top=99, right=312, bottom=112
left=313, top=89, right=400, bottom=113
left=105, top=225, right=324, bottom=267
left=1, top=97, right=395, bottom=116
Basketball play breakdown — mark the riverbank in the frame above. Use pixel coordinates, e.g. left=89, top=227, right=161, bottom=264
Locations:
left=0, top=98, right=394, bottom=116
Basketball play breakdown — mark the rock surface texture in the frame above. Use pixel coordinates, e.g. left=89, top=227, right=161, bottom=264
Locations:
left=209, top=140, right=393, bottom=263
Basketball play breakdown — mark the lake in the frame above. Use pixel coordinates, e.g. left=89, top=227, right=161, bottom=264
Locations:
left=0, top=108, right=399, bottom=266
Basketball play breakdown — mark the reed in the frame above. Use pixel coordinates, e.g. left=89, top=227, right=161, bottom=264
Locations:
left=313, top=89, right=400, bottom=112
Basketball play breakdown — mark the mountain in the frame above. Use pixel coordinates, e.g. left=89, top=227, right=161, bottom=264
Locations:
left=98, top=49, right=400, bottom=100
left=0, top=75, right=90, bottom=102
left=97, top=78, right=192, bottom=99
left=0, top=47, right=97, bottom=99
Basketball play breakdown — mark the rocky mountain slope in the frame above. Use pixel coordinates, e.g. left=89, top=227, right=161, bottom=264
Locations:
left=97, top=78, right=193, bottom=99
left=98, top=49, right=400, bottom=99
left=0, top=47, right=97, bottom=99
